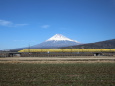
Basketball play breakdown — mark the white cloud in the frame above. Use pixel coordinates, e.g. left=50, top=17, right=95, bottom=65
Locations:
left=41, top=25, right=50, bottom=29
left=15, top=24, right=28, bottom=27
left=0, top=19, right=28, bottom=27
left=0, top=20, right=13, bottom=26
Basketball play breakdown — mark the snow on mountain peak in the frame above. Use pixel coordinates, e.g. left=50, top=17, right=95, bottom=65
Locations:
left=46, top=34, right=79, bottom=43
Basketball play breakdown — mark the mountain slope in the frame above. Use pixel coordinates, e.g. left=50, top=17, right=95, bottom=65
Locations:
left=63, top=39, right=115, bottom=49
left=30, top=34, right=81, bottom=49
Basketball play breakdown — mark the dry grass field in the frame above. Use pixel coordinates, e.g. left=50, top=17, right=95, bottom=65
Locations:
left=0, top=56, right=115, bottom=64
left=0, top=56, right=115, bottom=86
left=0, top=62, right=115, bottom=86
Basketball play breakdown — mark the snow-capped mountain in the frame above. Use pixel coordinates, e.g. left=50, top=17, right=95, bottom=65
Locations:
left=30, top=34, right=81, bottom=49
left=46, top=34, right=79, bottom=42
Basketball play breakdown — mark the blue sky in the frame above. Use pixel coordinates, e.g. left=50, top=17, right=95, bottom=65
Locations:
left=0, top=0, right=115, bottom=50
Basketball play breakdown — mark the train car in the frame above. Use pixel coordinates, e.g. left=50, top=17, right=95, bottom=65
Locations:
left=17, top=49, right=115, bottom=57
left=18, top=49, right=115, bottom=53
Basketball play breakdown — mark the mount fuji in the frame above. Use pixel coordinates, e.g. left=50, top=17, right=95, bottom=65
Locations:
left=30, top=34, right=81, bottom=49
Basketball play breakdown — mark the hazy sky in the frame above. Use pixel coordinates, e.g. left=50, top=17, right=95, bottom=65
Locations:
left=0, top=0, right=115, bottom=49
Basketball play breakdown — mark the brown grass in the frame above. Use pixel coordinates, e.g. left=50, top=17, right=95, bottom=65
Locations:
left=0, top=56, right=115, bottom=64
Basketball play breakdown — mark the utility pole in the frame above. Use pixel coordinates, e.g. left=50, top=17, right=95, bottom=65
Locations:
left=29, top=44, right=30, bottom=57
